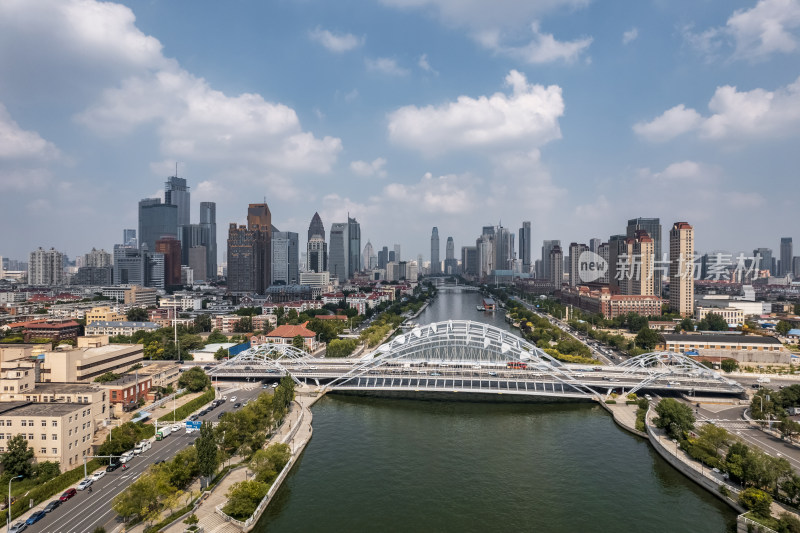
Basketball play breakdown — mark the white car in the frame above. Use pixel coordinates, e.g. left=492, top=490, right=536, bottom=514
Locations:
left=77, top=478, right=93, bottom=490
left=91, top=470, right=106, bottom=481
left=120, top=451, right=134, bottom=464
left=171, top=424, right=181, bottom=432
left=229, top=396, right=237, bottom=402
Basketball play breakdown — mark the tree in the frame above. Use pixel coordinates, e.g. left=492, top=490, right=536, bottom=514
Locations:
left=777, top=320, right=792, bottom=336
left=195, top=421, right=218, bottom=482
left=291, top=335, right=305, bottom=350
left=233, top=316, right=253, bottom=333
left=739, top=487, right=772, bottom=519
left=94, top=371, right=120, bottom=383
left=720, top=359, right=738, bottom=373
left=1, top=434, right=34, bottom=477
left=214, top=347, right=228, bottom=360
left=326, top=338, right=359, bottom=358
left=207, top=329, right=228, bottom=343
left=34, top=461, right=61, bottom=482
left=178, top=367, right=210, bottom=392
left=653, top=398, right=695, bottom=439
left=126, top=307, right=148, bottom=322
left=194, top=314, right=212, bottom=333
left=634, top=326, right=661, bottom=351
left=222, top=480, right=269, bottom=521
left=679, top=317, right=694, bottom=333
left=699, top=312, right=728, bottom=331
left=249, top=443, right=290, bottom=484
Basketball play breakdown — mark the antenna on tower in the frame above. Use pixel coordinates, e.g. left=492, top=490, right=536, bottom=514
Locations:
left=175, top=162, right=178, bottom=178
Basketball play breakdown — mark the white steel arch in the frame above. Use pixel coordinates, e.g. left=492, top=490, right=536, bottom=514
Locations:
left=618, top=351, right=738, bottom=395
left=208, top=343, right=311, bottom=384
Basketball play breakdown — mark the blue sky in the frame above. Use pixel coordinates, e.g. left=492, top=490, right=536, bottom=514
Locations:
left=1, top=0, right=798, bottom=265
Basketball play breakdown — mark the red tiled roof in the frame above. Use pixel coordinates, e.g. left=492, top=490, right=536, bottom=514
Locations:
left=24, top=320, right=80, bottom=330
left=266, top=321, right=315, bottom=338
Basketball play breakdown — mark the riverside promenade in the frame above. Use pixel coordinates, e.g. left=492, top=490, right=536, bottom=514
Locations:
left=157, top=385, right=319, bottom=533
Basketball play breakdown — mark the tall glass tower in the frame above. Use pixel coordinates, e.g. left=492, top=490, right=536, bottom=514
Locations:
left=431, top=227, right=440, bottom=274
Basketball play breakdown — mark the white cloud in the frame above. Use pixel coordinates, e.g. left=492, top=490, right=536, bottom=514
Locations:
left=350, top=157, right=388, bottom=177
left=633, top=104, right=702, bottom=142
left=418, top=53, right=439, bottom=74
left=622, top=27, right=638, bottom=45
left=0, top=104, right=61, bottom=161
left=365, top=57, right=410, bottom=76
left=636, top=160, right=722, bottom=183
left=684, top=0, right=800, bottom=62
left=478, top=22, right=592, bottom=64
left=634, top=76, right=800, bottom=142
left=308, top=26, right=365, bottom=53
left=344, top=89, right=360, bottom=102
left=388, top=70, right=563, bottom=156
left=383, top=172, right=479, bottom=214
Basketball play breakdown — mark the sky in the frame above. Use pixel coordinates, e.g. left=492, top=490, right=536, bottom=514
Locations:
left=1, top=0, right=799, bottom=265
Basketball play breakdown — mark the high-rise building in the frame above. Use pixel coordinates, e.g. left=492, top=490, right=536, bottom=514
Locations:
left=519, top=221, right=532, bottom=273
left=494, top=226, right=514, bottom=272
left=329, top=223, right=348, bottom=282
left=138, top=198, right=178, bottom=253
left=568, top=243, right=588, bottom=287
left=461, top=246, right=478, bottom=277
left=84, top=248, right=112, bottom=268
left=669, top=222, right=695, bottom=317
left=123, top=229, right=137, bottom=247
left=155, top=237, right=182, bottom=287
left=631, top=232, right=655, bottom=296
left=548, top=245, right=563, bottom=287
left=608, top=234, right=627, bottom=290
left=444, top=237, right=458, bottom=274
left=598, top=242, right=610, bottom=284
left=541, top=240, right=560, bottom=281
left=188, top=245, right=207, bottom=283
left=28, top=248, right=64, bottom=286
left=431, top=227, right=440, bottom=275
left=362, top=241, right=375, bottom=273
left=164, top=176, right=190, bottom=227
left=589, top=238, right=601, bottom=254
left=113, top=245, right=145, bottom=286
left=308, top=212, right=326, bottom=242
left=200, top=202, right=217, bottom=281
left=227, top=203, right=271, bottom=294
left=793, top=257, right=800, bottom=278
left=347, top=217, right=361, bottom=278
left=753, top=248, right=773, bottom=276
left=147, top=252, right=165, bottom=289
left=627, top=218, right=662, bottom=296
left=476, top=233, right=494, bottom=278
left=378, top=246, right=389, bottom=270
left=393, top=244, right=401, bottom=263
left=247, top=203, right=272, bottom=290
left=271, top=231, right=299, bottom=285
left=780, top=238, right=793, bottom=276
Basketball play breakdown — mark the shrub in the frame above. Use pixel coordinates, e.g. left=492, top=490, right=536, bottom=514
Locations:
left=740, top=487, right=773, bottom=519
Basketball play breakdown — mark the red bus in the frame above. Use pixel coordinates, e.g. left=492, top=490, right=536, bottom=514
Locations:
left=506, top=362, right=527, bottom=370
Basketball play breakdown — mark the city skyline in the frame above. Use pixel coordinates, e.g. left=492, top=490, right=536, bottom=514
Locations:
left=1, top=0, right=798, bottom=260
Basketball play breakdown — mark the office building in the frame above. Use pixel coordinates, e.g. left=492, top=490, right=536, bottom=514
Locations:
left=627, top=218, right=662, bottom=295
left=123, top=229, right=137, bottom=247
left=28, top=248, right=64, bottom=286
left=568, top=243, right=588, bottom=287
left=461, top=246, right=478, bottom=277
left=362, top=241, right=375, bottom=275
left=76, top=266, right=112, bottom=286
left=598, top=242, right=610, bottom=284
left=431, top=227, right=441, bottom=275
left=589, top=238, right=601, bottom=254
left=780, top=238, right=793, bottom=276
left=329, top=223, right=348, bottom=282
left=113, top=245, right=144, bottom=286
left=669, top=222, right=695, bottom=317
left=608, top=234, right=627, bottom=290
left=476, top=233, right=494, bottom=278
left=199, top=201, right=217, bottom=281
left=548, top=245, right=563, bottom=287
left=164, top=175, right=190, bottom=227
left=308, top=212, right=326, bottom=242
left=445, top=237, right=458, bottom=275
left=347, top=217, right=361, bottom=278
left=494, top=226, right=514, bottom=272
left=753, top=247, right=773, bottom=276
left=227, top=203, right=271, bottom=294
left=271, top=231, right=299, bottom=285
left=188, top=246, right=207, bottom=282
left=393, top=244, right=401, bottom=263
left=519, top=221, right=532, bottom=273
left=307, top=212, right=327, bottom=273
left=377, top=246, right=388, bottom=270
left=138, top=198, right=178, bottom=253
left=541, top=240, right=560, bottom=282
left=155, top=237, right=182, bottom=287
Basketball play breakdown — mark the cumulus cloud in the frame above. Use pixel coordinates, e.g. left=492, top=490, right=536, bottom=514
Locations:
left=478, top=22, right=592, bottom=64
left=634, top=76, right=800, bottom=142
left=308, top=26, right=365, bottom=53
left=622, top=27, right=638, bottom=45
left=388, top=70, right=563, bottom=156
left=684, top=0, right=800, bottom=62
left=365, top=57, right=410, bottom=76
left=350, top=158, right=388, bottom=177
left=0, top=104, right=61, bottom=161
left=418, top=53, right=438, bottom=74
left=383, top=172, right=479, bottom=214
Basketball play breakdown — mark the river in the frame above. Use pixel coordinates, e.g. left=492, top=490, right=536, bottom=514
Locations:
left=257, top=289, right=735, bottom=532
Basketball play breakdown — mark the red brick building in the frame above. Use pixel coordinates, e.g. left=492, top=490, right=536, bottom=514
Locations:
left=22, top=320, right=80, bottom=343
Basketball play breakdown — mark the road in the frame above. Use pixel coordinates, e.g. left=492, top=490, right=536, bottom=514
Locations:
left=23, top=383, right=266, bottom=533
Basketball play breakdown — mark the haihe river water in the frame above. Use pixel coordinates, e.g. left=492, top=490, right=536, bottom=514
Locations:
left=257, top=290, right=735, bottom=532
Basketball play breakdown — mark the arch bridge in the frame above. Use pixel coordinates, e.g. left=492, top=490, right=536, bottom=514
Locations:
left=208, top=321, right=745, bottom=400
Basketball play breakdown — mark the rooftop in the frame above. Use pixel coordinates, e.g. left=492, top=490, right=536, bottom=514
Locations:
left=86, top=321, right=160, bottom=328
left=661, top=333, right=782, bottom=345
left=31, top=383, right=103, bottom=394
left=0, top=402, right=84, bottom=416
left=266, top=322, right=316, bottom=338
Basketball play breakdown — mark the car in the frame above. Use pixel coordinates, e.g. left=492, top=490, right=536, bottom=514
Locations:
left=217, top=411, right=226, bottom=419
left=8, top=522, right=26, bottom=533
left=271, top=383, right=278, bottom=388
left=106, top=462, right=121, bottom=472
left=222, top=395, right=227, bottom=400
left=77, top=478, right=93, bottom=490
left=488, top=371, right=498, bottom=377
left=189, top=414, right=199, bottom=421
left=229, top=396, right=237, bottom=402
left=59, top=488, right=77, bottom=502
left=26, top=510, right=46, bottom=525
left=43, top=500, right=61, bottom=513
left=430, top=372, right=442, bottom=376
left=171, top=424, right=181, bottom=432
left=92, top=470, right=106, bottom=481
left=120, top=451, right=134, bottom=464
left=262, top=384, right=268, bottom=388
left=234, top=402, right=241, bottom=408
left=154, top=460, right=164, bottom=465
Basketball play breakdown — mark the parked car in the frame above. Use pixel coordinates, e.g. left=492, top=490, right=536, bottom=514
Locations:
left=271, top=383, right=278, bottom=388
left=8, top=522, right=26, bottom=533
left=26, top=510, right=46, bottom=525
left=234, top=402, right=241, bottom=408
left=229, top=396, right=237, bottom=402
left=189, top=414, right=199, bottom=421
left=106, top=462, right=121, bottom=472
left=43, top=500, right=61, bottom=513
left=171, top=424, right=181, bottom=432
left=91, top=470, right=106, bottom=481
left=77, top=478, right=93, bottom=491
left=120, top=451, right=134, bottom=464
left=59, top=488, right=77, bottom=501
left=217, top=412, right=225, bottom=419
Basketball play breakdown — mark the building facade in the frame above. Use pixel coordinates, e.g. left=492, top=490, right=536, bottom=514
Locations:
left=669, top=222, right=695, bottom=317
left=28, top=248, right=64, bottom=286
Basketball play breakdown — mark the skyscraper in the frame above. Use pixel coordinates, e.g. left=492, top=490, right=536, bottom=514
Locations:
left=227, top=203, right=271, bottom=294
left=329, top=223, right=348, bottom=282
left=519, top=221, right=532, bottom=273
left=568, top=243, right=588, bottom=287
left=165, top=176, right=190, bottom=227
left=28, top=247, right=64, bottom=286
left=393, top=244, right=401, bottom=263
left=155, top=237, right=182, bottom=287
left=247, top=203, right=272, bottom=290
left=589, top=238, right=601, bottom=254
left=753, top=248, right=773, bottom=275
left=780, top=238, right=793, bottom=276
left=444, top=237, right=458, bottom=274
left=494, top=226, right=514, bottom=272
left=362, top=241, right=375, bottom=273
left=123, top=229, right=137, bottom=247
left=461, top=246, right=478, bottom=277
left=271, top=231, right=299, bottom=285
left=84, top=248, right=112, bottom=268
left=307, top=212, right=327, bottom=274
left=431, top=227, right=440, bottom=275
left=541, top=240, right=560, bottom=281
left=669, top=222, right=695, bottom=317
left=308, top=212, right=325, bottom=242
left=347, top=216, right=361, bottom=278
left=200, top=202, right=217, bottom=281
left=378, top=246, right=389, bottom=270
left=607, top=234, right=627, bottom=290
left=113, top=245, right=145, bottom=286
left=548, top=245, right=563, bottom=287
left=138, top=198, right=178, bottom=253
left=627, top=218, right=662, bottom=296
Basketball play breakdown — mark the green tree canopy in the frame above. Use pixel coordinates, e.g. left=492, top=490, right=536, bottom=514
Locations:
left=653, top=398, right=695, bottom=439
left=222, top=480, right=269, bottom=521
left=291, top=335, right=305, bottom=350
left=195, top=421, right=218, bottom=481
left=207, top=329, right=228, bottom=344
left=698, top=313, right=728, bottom=331
left=720, top=358, right=738, bottom=373
left=777, top=320, right=792, bottom=336
left=178, top=367, right=210, bottom=392
left=214, top=347, right=228, bottom=360
left=94, top=371, right=120, bottom=383
left=233, top=316, right=253, bottom=333
left=126, top=307, right=149, bottom=322
left=1, top=434, right=34, bottom=478
left=739, top=487, right=772, bottom=519
left=634, top=326, right=661, bottom=351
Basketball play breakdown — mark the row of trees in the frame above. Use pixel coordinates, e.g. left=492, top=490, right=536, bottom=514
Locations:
left=222, top=443, right=291, bottom=520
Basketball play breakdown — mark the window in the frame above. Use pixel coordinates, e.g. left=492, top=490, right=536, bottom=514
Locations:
left=68, top=443, right=72, bottom=450
left=52, top=434, right=57, bottom=440
left=0, top=435, right=4, bottom=440
left=41, top=434, right=46, bottom=440
left=52, top=421, right=57, bottom=427
left=68, top=429, right=72, bottom=436
left=40, top=447, right=46, bottom=454
left=52, top=448, right=57, bottom=454
left=28, top=420, right=33, bottom=426
left=41, top=420, right=46, bottom=427
left=21, top=420, right=26, bottom=427
left=27, top=434, right=33, bottom=440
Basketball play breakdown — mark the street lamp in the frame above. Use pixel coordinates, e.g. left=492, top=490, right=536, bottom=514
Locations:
left=7, top=475, right=22, bottom=533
